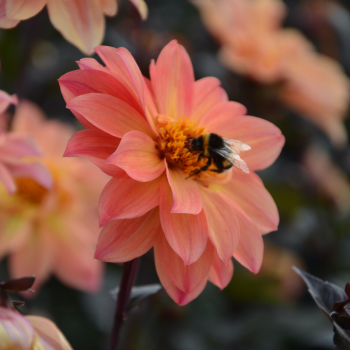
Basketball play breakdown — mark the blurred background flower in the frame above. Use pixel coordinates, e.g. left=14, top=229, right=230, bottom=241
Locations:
left=0, top=306, right=72, bottom=350
left=0, top=127, right=51, bottom=195
left=0, top=100, right=109, bottom=294
left=193, top=0, right=350, bottom=148
left=0, top=0, right=148, bottom=54
left=0, top=78, right=51, bottom=195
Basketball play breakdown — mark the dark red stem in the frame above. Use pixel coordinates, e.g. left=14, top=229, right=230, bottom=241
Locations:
left=109, top=258, right=140, bottom=350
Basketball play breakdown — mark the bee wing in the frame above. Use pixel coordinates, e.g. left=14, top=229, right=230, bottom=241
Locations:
left=215, top=147, right=250, bottom=174
left=223, top=138, right=251, bottom=154
left=231, top=154, right=250, bottom=174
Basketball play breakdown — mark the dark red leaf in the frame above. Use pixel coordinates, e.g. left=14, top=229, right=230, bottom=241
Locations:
left=0, top=276, right=35, bottom=292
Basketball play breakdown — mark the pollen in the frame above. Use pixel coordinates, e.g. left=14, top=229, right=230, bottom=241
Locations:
left=157, top=118, right=207, bottom=176
left=15, top=177, right=48, bottom=205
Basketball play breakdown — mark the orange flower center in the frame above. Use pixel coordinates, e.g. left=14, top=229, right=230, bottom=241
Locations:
left=157, top=118, right=208, bottom=176
left=15, top=178, right=48, bottom=205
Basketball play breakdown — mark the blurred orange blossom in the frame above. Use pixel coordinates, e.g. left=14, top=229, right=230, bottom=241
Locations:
left=0, top=306, right=72, bottom=349
left=60, top=40, right=284, bottom=305
left=0, top=0, right=148, bottom=54
left=192, top=0, right=350, bottom=147
left=0, top=101, right=109, bottom=294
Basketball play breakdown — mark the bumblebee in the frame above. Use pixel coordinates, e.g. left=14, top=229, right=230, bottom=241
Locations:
left=189, top=133, right=251, bottom=176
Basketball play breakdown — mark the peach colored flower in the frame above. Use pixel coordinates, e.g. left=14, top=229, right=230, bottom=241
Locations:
left=0, top=0, right=148, bottom=54
left=0, top=129, right=52, bottom=195
left=0, top=90, right=52, bottom=195
left=0, top=306, right=72, bottom=349
left=193, top=0, right=288, bottom=83
left=60, top=40, right=284, bottom=305
left=0, top=100, right=109, bottom=294
left=193, top=0, right=350, bottom=147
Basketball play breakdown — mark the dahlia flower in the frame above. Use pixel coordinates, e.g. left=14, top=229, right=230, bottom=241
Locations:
left=61, top=40, right=284, bottom=305
left=0, top=0, right=148, bottom=54
left=0, top=90, right=52, bottom=195
left=192, top=0, right=288, bottom=83
left=0, top=101, right=108, bottom=293
left=193, top=0, right=350, bottom=147
left=0, top=306, right=72, bottom=350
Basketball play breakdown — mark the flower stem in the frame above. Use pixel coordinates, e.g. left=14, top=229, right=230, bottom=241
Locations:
left=109, top=258, right=140, bottom=350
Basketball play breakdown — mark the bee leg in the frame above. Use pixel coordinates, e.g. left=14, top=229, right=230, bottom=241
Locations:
left=210, top=154, right=225, bottom=173
left=187, top=157, right=211, bottom=178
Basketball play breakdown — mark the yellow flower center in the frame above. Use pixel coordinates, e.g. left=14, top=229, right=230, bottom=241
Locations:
left=15, top=178, right=48, bottom=205
left=157, top=117, right=208, bottom=176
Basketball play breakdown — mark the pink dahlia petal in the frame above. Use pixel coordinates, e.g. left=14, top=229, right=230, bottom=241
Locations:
left=9, top=231, right=53, bottom=292
left=155, top=256, right=207, bottom=306
left=99, top=0, right=118, bottom=16
left=67, top=93, right=154, bottom=139
left=77, top=58, right=105, bottom=70
left=0, top=90, right=18, bottom=114
left=0, top=220, right=30, bottom=259
left=53, top=237, right=102, bottom=293
left=200, top=188, right=240, bottom=264
left=0, top=134, right=42, bottom=158
left=6, top=0, right=46, bottom=20
left=199, top=101, right=247, bottom=128
left=11, top=99, right=45, bottom=135
left=106, top=130, right=164, bottom=182
left=95, top=46, right=146, bottom=113
left=64, top=128, right=122, bottom=177
left=59, top=69, right=145, bottom=129
left=0, top=307, right=35, bottom=349
left=26, top=316, right=73, bottom=350
left=95, top=208, right=161, bottom=263
left=165, top=164, right=202, bottom=214
left=160, top=175, right=208, bottom=265
left=59, top=69, right=143, bottom=114
left=231, top=202, right=264, bottom=273
left=154, top=233, right=213, bottom=294
left=223, top=171, right=279, bottom=234
left=0, top=2, right=19, bottom=28
left=209, top=115, right=285, bottom=171
left=47, top=0, right=104, bottom=55
left=0, top=17, right=19, bottom=29
left=0, top=163, right=16, bottom=194
left=208, top=254, right=234, bottom=290
left=129, top=0, right=148, bottom=19
left=6, top=162, right=52, bottom=190
left=150, top=40, right=194, bottom=119
left=99, top=176, right=160, bottom=226
left=143, top=78, right=158, bottom=133
left=192, top=77, right=228, bottom=122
